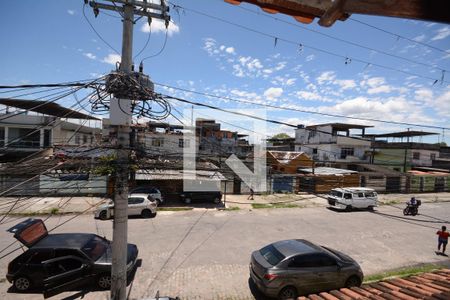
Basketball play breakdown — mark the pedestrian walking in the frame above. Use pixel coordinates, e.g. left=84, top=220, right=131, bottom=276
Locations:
left=436, top=226, right=449, bottom=256
left=247, top=188, right=254, bottom=200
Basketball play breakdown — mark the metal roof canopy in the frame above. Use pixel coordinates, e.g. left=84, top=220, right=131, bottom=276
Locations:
left=306, top=123, right=373, bottom=131
left=225, top=0, right=450, bottom=27
left=365, top=131, right=438, bottom=138
left=0, top=98, right=99, bottom=120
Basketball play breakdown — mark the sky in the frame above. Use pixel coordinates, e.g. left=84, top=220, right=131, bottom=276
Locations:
left=1, top=0, right=450, bottom=144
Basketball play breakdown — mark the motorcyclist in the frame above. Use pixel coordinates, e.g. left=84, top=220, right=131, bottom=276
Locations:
left=409, top=197, right=417, bottom=207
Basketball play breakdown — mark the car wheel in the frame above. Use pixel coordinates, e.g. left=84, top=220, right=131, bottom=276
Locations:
left=367, top=206, right=374, bottom=211
left=213, top=197, right=221, bottom=204
left=184, top=197, right=191, bottom=204
left=345, top=205, right=352, bottom=212
left=345, top=276, right=362, bottom=288
left=14, top=276, right=32, bottom=291
left=99, top=210, right=108, bottom=220
left=141, top=209, right=152, bottom=218
left=97, top=274, right=112, bottom=289
left=278, top=286, right=298, bottom=300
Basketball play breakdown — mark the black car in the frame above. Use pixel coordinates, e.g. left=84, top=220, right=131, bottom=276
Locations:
left=179, top=191, right=222, bottom=204
left=6, top=219, right=138, bottom=297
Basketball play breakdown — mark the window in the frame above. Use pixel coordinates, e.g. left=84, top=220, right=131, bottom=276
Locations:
left=82, top=236, right=108, bottom=261
left=178, top=139, right=190, bottom=148
left=413, top=152, right=420, bottom=160
left=330, top=190, right=343, bottom=198
left=83, top=135, right=88, bottom=144
left=0, top=127, right=4, bottom=147
left=128, top=197, right=144, bottom=204
left=340, top=148, right=354, bottom=159
left=75, top=134, right=81, bottom=144
left=260, top=244, right=285, bottom=266
left=312, top=148, right=318, bottom=154
left=344, top=193, right=352, bottom=199
left=289, top=254, right=336, bottom=268
left=430, top=153, right=436, bottom=160
left=151, top=138, right=164, bottom=147
left=358, top=193, right=364, bottom=197
left=29, top=250, right=54, bottom=264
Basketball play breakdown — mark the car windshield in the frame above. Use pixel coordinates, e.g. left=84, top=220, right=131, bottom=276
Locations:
left=260, top=244, right=285, bottom=266
left=330, top=190, right=342, bottom=198
left=81, top=236, right=109, bottom=261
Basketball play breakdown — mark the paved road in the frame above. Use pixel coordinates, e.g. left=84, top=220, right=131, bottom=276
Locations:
left=0, top=202, right=449, bottom=300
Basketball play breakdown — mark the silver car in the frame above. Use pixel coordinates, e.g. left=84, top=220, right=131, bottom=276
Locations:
left=95, top=194, right=157, bottom=220
left=250, top=239, right=363, bottom=300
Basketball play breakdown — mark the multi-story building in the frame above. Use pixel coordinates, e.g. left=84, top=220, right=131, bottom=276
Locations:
left=294, top=123, right=372, bottom=162
left=196, top=119, right=252, bottom=157
left=369, top=130, right=441, bottom=172
left=0, top=99, right=101, bottom=162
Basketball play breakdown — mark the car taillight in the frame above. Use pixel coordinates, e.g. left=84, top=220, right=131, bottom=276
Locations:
left=264, top=273, right=278, bottom=281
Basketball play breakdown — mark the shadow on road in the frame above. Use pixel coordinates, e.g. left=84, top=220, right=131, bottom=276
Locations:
left=7, top=259, right=142, bottom=299
left=248, top=277, right=271, bottom=300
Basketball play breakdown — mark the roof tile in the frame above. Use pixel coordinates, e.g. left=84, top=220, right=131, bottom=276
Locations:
left=296, top=269, right=450, bottom=300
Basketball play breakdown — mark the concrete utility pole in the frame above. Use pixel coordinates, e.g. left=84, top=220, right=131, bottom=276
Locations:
left=87, top=1, right=170, bottom=299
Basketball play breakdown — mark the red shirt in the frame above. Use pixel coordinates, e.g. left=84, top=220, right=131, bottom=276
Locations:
left=437, top=231, right=449, bottom=240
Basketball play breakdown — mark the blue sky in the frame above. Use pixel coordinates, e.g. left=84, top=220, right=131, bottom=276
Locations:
left=1, top=0, right=449, bottom=143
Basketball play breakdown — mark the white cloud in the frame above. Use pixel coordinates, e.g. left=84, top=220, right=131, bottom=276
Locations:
left=67, top=10, right=75, bottom=15
left=413, top=34, right=426, bottom=42
left=334, top=79, right=356, bottom=90
left=83, top=52, right=96, bottom=60
left=141, top=19, right=180, bottom=36
left=102, top=53, right=121, bottom=65
left=414, top=88, right=433, bottom=102
left=367, top=85, right=392, bottom=94
left=264, top=87, right=283, bottom=100
left=317, top=71, right=335, bottom=84
left=431, top=27, right=450, bottom=41
left=365, top=77, right=385, bottom=88
left=285, top=78, right=296, bottom=86
left=225, top=47, right=235, bottom=54
left=305, top=54, right=315, bottom=62
left=435, top=90, right=450, bottom=117
left=296, top=91, right=322, bottom=101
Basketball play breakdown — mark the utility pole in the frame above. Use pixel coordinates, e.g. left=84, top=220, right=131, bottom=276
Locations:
left=87, top=1, right=169, bottom=299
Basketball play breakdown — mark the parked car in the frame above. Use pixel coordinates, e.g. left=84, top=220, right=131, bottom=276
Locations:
left=327, top=187, right=378, bottom=211
left=129, top=186, right=164, bottom=205
left=179, top=191, right=222, bottom=204
left=6, top=218, right=138, bottom=297
left=250, top=239, right=363, bottom=300
left=95, top=194, right=157, bottom=220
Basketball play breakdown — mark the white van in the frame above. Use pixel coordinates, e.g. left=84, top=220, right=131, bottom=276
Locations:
left=327, top=187, right=378, bottom=211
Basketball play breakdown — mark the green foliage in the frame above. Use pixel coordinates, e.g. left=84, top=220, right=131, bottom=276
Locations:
left=271, top=133, right=291, bottom=139
left=364, top=264, right=443, bottom=283
left=92, top=154, right=139, bottom=176
left=50, top=207, right=59, bottom=214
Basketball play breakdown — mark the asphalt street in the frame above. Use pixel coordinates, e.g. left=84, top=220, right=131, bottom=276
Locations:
left=0, top=202, right=449, bottom=300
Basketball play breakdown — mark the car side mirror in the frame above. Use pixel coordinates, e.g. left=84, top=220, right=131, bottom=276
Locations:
left=337, top=262, right=343, bottom=270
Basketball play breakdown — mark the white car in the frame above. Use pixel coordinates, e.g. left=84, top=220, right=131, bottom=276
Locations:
left=129, top=187, right=164, bottom=205
left=327, top=187, right=378, bottom=211
left=95, top=194, right=157, bottom=220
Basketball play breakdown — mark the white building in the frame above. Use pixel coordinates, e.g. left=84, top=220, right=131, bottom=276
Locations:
left=0, top=99, right=101, bottom=161
left=295, top=123, right=372, bottom=162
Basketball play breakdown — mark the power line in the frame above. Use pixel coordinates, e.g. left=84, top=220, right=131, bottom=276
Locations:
left=232, top=3, right=448, bottom=73
left=167, top=3, right=449, bottom=84
left=140, top=28, right=169, bottom=63
left=156, top=82, right=450, bottom=130
left=82, top=3, right=120, bottom=55
left=349, top=17, right=450, bottom=55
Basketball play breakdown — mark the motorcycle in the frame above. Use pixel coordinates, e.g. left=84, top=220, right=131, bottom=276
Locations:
left=403, top=199, right=421, bottom=216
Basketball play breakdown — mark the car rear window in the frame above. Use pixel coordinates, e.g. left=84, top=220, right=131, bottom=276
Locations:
left=82, top=236, right=108, bottom=261
left=260, top=244, right=285, bottom=266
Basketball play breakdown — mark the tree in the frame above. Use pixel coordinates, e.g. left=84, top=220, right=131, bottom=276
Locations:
left=271, top=133, right=291, bottom=139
